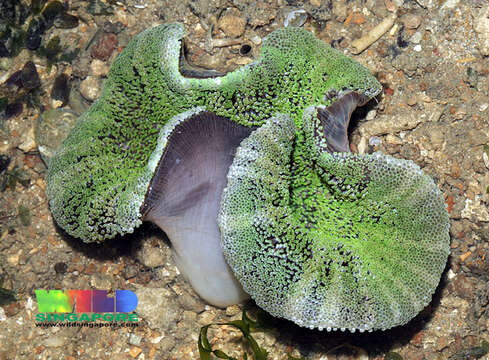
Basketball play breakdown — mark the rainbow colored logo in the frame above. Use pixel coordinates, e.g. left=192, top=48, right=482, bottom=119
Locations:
left=35, top=290, right=138, bottom=313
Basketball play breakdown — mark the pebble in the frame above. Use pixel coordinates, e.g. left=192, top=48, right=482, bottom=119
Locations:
left=91, top=33, right=118, bottom=61
left=483, top=151, right=489, bottom=170
left=441, top=0, right=460, bottom=9
left=451, top=274, right=475, bottom=299
left=129, top=334, right=142, bottom=346
left=134, top=287, right=181, bottom=331
left=20, top=61, right=41, bottom=90
left=366, top=109, right=377, bottom=121
left=176, top=289, right=205, bottom=313
left=332, top=2, right=348, bottom=22
left=461, top=196, right=489, bottom=222
left=68, top=89, right=90, bottom=114
left=218, top=10, right=246, bottom=38
left=50, top=74, right=70, bottom=106
left=284, top=9, right=308, bottom=28
left=35, top=109, right=78, bottom=162
left=474, top=5, right=489, bottom=56
left=368, top=136, right=382, bottom=147
left=54, top=262, right=68, bottom=274
left=225, top=304, right=241, bottom=316
left=134, top=239, right=168, bottom=268
left=79, top=75, right=103, bottom=101
left=410, top=32, right=423, bottom=44
left=385, top=134, right=402, bottom=145
left=89, top=59, right=110, bottom=77
left=18, top=127, right=37, bottom=153
left=43, top=335, right=67, bottom=347
left=4, top=102, right=23, bottom=119
left=401, top=13, right=422, bottom=30
left=128, top=346, right=142, bottom=358
left=26, top=18, right=45, bottom=51
left=54, top=13, right=79, bottom=29
left=122, top=263, right=139, bottom=279
left=89, top=273, right=112, bottom=289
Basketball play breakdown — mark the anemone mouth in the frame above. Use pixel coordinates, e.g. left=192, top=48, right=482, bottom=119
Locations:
left=316, top=92, right=366, bottom=153
left=141, top=109, right=253, bottom=307
left=219, top=111, right=450, bottom=332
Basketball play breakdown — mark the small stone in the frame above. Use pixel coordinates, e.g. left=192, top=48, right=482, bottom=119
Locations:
left=368, top=136, right=381, bottom=147
left=250, top=35, right=262, bottom=45
left=385, top=134, right=402, bottom=145
left=128, top=346, right=142, bottom=358
left=413, top=44, right=422, bottom=52
left=350, top=12, right=366, bottom=25
left=134, top=239, right=168, bottom=268
left=401, top=13, right=421, bottom=29
left=79, top=76, right=102, bottom=101
left=26, top=18, right=46, bottom=51
left=410, top=31, right=423, bottom=44
left=225, top=304, right=241, bottom=316
left=122, top=263, right=139, bottom=279
left=366, top=109, right=376, bottom=121
left=91, top=33, right=118, bottom=61
left=218, top=10, right=246, bottom=38
left=284, top=9, right=308, bottom=28
left=18, top=127, right=37, bottom=153
left=135, top=287, right=181, bottom=331
left=90, top=273, right=112, bottom=289
left=51, top=74, right=70, bottom=106
left=42, top=1, right=65, bottom=28
left=474, top=6, right=489, bottom=56
left=462, top=195, right=489, bottom=222
left=54, top=262, right=68, bottom=274
left=407, top=97, right=417, bottom=106
left=176, top=288, right=205, bottom=313
left=333, top=2, right=348, bottom=22
left=129, top=334, right=142, bottom=346
left=43, top=335, right=67, bottom=347
left=51, top=99, right=63, bottom=108
left=483, top=152, right=489, bottom=170
left=451, top=274, right=475, bottom=299
left=3, top=302, right=21, bottom=317
left=198, top=308, right=217, bottom=325
left=54, top=13, right=79, bottom=29
left=441, top=0, right=460, bottom=9
left=89, top=59, right=110, bottom=77
left=35, top=109, right=78, bottom=163
left=103, top=21, right=125, bottom=34
left=357, top=136, right=367, bottom=155
left=68, top=89, right=90, bottom=114
left=20, top=61, right=41, bottom=90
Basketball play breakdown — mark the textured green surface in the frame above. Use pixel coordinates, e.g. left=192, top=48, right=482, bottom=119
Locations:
left=218, top=109, right=450, bottom=332
left=46, top=23, right=381, bottom=242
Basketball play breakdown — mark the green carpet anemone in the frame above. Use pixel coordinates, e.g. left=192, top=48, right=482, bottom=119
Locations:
left=45, top=23, right=449, bottom=331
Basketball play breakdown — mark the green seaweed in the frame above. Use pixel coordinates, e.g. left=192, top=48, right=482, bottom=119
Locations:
left=198, top=310, right=271, bottom=360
